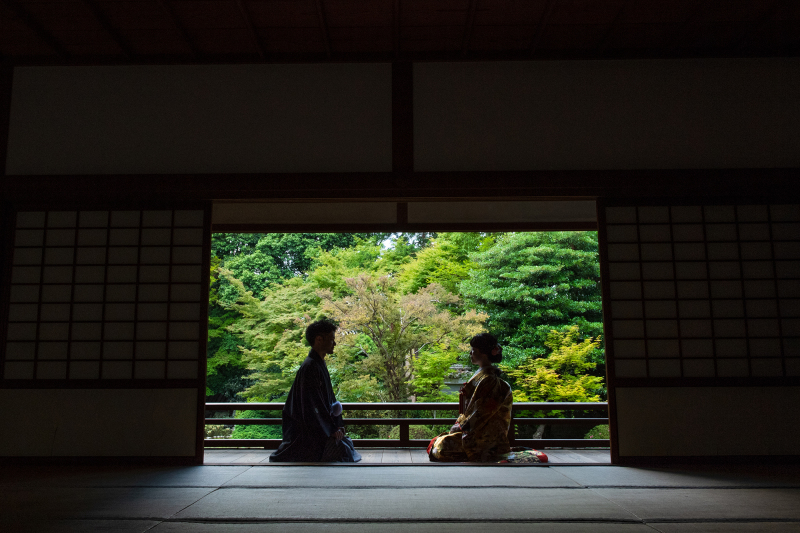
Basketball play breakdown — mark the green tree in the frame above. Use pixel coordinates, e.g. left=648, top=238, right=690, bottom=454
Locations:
left=306, top=240, right=384, bottom=297
left=217, top=233, right=448, bottom=407
left=207, top=233, right=384, bottom=402
left=251, top=233, right=381, bottom=280
left=502, top=326, right=604, bottom=405
left=210, top=231, right=606, bottom=411
left=220, top=248, right=283, bottom=302
left=410, top=344, right=460, bottom=401
left=211, top=233, right=263, bottom=259
left=459, top=231, right=602, bottom=367
left=398, top=232, right=494, bottom=294
left=230, top=410, right=282, bottom=439
left=222, top=271, right=322, bottom=401
left=378, top=232, right=436, bottom=272
left=319, top=274, right=487, bottom=401
left=218, top=233, right=380, bottom=299
left=207, top=234, right=274, bottom=402
left=206, top=255, right=249, bottom=400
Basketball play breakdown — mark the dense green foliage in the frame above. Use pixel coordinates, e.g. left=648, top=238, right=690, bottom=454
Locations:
left=207, top=231, right=605, bottom=437
left=460, top=232, right=603, bottom=367
left=206, top=255, right=248, bottom=401
left=206, top=233, right=379, bottom=400
left=584, top=424, right=610, bottom=441
left=230, top=410, right=282, bottom=439
left=320, top=274, right=486, bottom=401
left=503, top=326, right=604, bottom=405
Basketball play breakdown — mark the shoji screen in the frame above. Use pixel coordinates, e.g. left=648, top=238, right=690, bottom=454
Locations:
left=600, top=202, right=800, bottom=460
left=0, top=207, right=210, bottom=460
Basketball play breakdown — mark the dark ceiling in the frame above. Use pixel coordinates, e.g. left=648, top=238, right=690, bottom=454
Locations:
left=1, top=0, right=799, bottom=65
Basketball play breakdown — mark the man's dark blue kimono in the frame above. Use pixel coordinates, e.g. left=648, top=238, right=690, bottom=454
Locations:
left=269, top=350, right=361, bottom=462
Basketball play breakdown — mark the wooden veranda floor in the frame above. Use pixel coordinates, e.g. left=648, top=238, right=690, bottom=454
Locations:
left=204, top=448, right=611, bottom=465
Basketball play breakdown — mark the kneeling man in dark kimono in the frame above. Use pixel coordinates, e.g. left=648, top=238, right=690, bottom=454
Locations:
left=269, top=319, right=361, bottom=463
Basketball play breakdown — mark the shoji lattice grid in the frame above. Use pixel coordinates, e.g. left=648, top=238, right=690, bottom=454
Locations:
left=604, top=204, right=800, bottom=379
left=4, top=210, right=206, bottom=380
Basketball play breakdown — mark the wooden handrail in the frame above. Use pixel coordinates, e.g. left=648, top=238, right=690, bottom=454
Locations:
left=204, top=402, right=610, bottom=449
left=206, top=438, right=607, bottom=449
left=208, top=417, right=608, bottom=426
left=205, top=402, right=608, bottom=411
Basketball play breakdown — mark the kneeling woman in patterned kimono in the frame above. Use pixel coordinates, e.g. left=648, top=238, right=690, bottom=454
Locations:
left=428, top=333, right=547, bottom=464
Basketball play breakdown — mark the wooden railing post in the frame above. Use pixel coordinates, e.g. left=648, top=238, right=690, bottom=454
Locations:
left=399, top=422, right=409, bottom=446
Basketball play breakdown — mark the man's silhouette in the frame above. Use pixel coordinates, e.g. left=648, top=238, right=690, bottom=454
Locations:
left=269, top=319, right=361, bottom=462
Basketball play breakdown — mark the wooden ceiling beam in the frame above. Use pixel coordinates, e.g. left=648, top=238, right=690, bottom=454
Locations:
left=1, top=1, right=796, bottom=64
left=733, top=0, right=781, bottom=53
left=393, top=0, right=401, bottom=59
left=1, top=0, right=68, bottom=59
left=157, top=0, right=199, bottom=59
left=595, top=0, right=630, bottom=56
left=666, top=2, right=704, bottom=53
left=82, top=0, right=133, bottom=58
left=235, top=0, right=266, bottom=60
left=5, top=44, right=798, bottom=67
left=461, top=0, right=478, bottom=58
left=5, top=170, right=798, bottom=203
left=314, top=0, right=331, bottom=58
left=530, top=0, right=556, bottom=56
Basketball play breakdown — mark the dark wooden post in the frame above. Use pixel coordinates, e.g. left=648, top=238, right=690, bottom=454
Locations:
left=399, top=422, right=410, bottom=446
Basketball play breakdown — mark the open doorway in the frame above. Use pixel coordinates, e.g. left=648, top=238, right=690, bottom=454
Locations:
left=203, top=230, right=609, bottom=464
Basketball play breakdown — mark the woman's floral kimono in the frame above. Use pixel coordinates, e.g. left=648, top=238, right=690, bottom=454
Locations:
left=429, top=366, right=513, bottom=462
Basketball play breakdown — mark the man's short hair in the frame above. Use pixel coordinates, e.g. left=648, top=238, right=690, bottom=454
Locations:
left=305, top=319, right=337, bottom=347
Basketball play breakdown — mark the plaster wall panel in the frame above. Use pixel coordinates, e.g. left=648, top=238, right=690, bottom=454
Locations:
left=407, top=200, right=596, bottom=224
left=415, top=59, right=800, bottom=171
left=0, top=388, right=197, bottom=456
left=212, top=202, right=397, bottom=225
left=6, top=64, right=391, bottom=175
left=615, top=387, right=800, bottom=457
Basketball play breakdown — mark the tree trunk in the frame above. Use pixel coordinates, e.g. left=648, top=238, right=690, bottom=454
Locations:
left=533, top=424, right=546, bottom=439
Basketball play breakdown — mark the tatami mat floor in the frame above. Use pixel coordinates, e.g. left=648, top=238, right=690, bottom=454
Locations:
left=5, top=458, right=799, bottom=531
left=204, top=448, right=610, bottom=464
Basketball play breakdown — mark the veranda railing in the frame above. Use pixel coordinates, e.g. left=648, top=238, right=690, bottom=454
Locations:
left=205, top=402, right=609, bottom=448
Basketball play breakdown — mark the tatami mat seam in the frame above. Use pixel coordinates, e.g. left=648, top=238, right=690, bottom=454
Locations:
left=586, top=486, right=646, bottom=525
left=162, top=487, right=222, bottom=524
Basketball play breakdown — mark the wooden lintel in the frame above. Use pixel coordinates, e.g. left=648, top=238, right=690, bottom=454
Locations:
left=2, top=170, right=799, bottom=204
